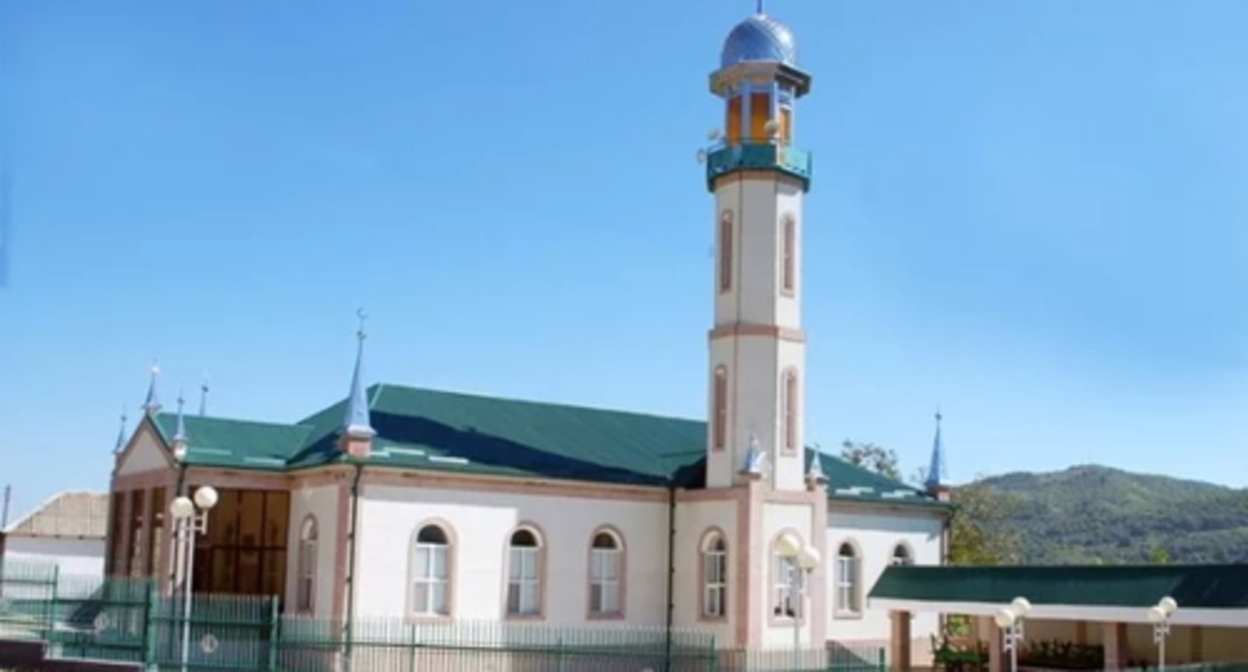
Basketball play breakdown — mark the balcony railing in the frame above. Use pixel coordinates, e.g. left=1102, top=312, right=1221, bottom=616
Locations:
left=705, top=141, right=813, bottom=191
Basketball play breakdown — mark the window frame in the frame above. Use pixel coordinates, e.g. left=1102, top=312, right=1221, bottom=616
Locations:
left=699, top=529, right=728, bottom=621
left=408, top=520, right=456, bottom=620
left=718, top=211, right=734, bottom=293
left=712, top=366, right=729, bottom=452
left=835, top=540, right=863, bottom=619
left=781, top=368, right=799, bottom=455
left=504, top=524, right=546, bottom=620
left=587, top=527, right=626, bottom=620
left=295, top=516, right=318, bottom=614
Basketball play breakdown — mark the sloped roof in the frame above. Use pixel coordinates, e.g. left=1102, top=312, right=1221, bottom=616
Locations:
left=3, top=491, right=109, bottom=539
left=870, top=564, right=1248, bottom=609
left=146, top=383, right=945, bottom=509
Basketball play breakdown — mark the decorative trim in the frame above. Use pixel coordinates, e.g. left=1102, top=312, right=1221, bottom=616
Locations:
left=586, top=525, right=627, bottom=621
left=406, top=518, right=458, bottom=622
left=712, top=169, right=808, bottom=191
left=502, top=521, right=548, bottom=621
left=709, top=324, right=806, bottom=343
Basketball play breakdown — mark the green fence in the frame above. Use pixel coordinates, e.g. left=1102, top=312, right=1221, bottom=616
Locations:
left=0, top=563, right=887, bottom=672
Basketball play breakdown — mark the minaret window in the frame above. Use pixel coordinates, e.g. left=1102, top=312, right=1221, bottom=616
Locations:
left=749, top=92, right=772, bottom=141
left=778, top=106, right=793, bottom=143
left=506, top=527, right=544, bottom=617
left=712, top=366, right=729, bottom=451
left=781, top=214, right=796, bottom=295
left=726, top=95, right=744, bottom=144
left=718, top=211, right=734, bottom=293
left=782, top=369, right=799, bottom=454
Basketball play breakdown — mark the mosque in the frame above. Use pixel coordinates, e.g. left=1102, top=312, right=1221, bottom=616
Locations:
left=105, top=8, right=952, bottom=652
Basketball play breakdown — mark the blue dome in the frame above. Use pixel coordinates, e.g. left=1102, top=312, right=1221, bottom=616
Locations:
left=719, top=14, right=798, bottom=68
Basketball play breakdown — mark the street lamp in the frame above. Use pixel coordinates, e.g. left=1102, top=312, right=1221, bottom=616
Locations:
left=1147, top=597, right=1178, bottom=672
left=776, top=532, right=821, bottom=672
left=170, top=486, right=218, bottom=672
left=994, top=596, right=1032, bottom=672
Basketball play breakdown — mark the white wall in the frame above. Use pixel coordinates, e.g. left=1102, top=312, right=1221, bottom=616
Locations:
left=354, top=484, right=669, bottom=625
left=116, top=424, right=169, bottom=476
left=286, top=485, right=340, bottom=618
left=4, top=536, right=106, bottom=577
left=825, top=508, right=943, bottom=645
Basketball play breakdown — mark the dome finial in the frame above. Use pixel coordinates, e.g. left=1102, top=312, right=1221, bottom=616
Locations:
left=756, top=0, right=764, bottom=14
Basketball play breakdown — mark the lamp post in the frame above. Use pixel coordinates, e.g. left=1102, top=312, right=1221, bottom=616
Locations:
left=994, top=596, right=1032, bottom=672
left=1147, top=597, right=1178, bottom=672
left=170, top=486, right=218, bottom=672
left=776, top=532, right=821, bottom=672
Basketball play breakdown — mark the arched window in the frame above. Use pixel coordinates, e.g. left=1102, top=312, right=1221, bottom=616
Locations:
left=781, top=214, right=796, bottom=294
left=771, top=535, right=800, bottom=619
left=296, top=516, right=318, bottom=613
left=712, top=367, right=729, bottom=451
left=891, top=543, right=913, bottom=566
left=836, top=541, right=861, bottom=616
left=701, top=531, right=728, bottom=619
left=781, top=369, right=798, bottom=454
left=506, top=527, right=543, bottom=617
left=588, top=529, right=624, bottom=617
left=718, top=211, right=734, bottom=293
left=410, top=523, right=452, bottom=617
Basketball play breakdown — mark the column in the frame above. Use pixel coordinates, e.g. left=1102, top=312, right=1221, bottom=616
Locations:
left=889, top=610, right=912, bottom=672
left=1102, top=622, right=1128, bottom=671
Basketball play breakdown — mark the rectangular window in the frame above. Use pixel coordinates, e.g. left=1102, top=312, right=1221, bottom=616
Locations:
left=145, top=488, right=166, bottom=577
left=749, top=92, right=771, bottom=141
left=702, top=549, right=727, bottom=618
left=772, top=555, right=797, bottom=618
left=783, top=372, right=798, bottom=453
left=781, top=217, right=796, bottom=294
left=127, top=490, right=146, bottom=577
left=589, top=549, right=620, bottom=615
left=506, top=547, right=540, bottom=615
left=726, top=96, right=744, bottom=144
left=412, top=544, right=450, bottom=615
left=107, top=492, right=126, bottom=576
left=836, top=556, right=858, bottom=613
left=718, top=214, right=733, bottom=293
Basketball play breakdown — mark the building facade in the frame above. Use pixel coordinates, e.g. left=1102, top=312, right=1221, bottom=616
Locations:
left=1, top=491, right=109, bottom=578
left=104, top=9, right=952, bottom=652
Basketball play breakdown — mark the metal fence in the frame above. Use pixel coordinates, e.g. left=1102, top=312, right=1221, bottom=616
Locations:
left=0, top=563, right=887, bottom=672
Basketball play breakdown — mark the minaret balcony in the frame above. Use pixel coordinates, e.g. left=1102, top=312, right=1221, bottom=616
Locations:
left=705, top=141, right=812, bottom=192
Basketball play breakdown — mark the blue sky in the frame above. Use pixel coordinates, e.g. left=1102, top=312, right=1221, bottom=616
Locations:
left=2, top=0, right=1247, bottom=518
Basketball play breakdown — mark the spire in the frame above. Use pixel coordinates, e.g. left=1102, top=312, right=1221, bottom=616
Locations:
left=342, top=309, right=376, bottom=439
left=141, top=362, right=161, bottom=415
left=199, top=373, right=209, bottom=417
left=924, top=409, right=948, bottom=491
left=172, top=389, right=188, bottom=460
left=740, top=432, right=767, bottom=478
left=805, top=447, right=827, bottom=486
left=113, top=407, right=129, bottom=454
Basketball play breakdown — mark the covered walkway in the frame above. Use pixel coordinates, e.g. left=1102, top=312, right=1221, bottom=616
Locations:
left=868, top=564, right=1248, bottom=671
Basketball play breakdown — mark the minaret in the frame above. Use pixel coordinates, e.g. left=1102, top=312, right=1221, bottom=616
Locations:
left=703, top=8, right=812, bottom=491
left=141, top=363, right=162, bottom=415
left=339, top=310, right=376, bottom=459
left=924, top=410, right=951, bottom=501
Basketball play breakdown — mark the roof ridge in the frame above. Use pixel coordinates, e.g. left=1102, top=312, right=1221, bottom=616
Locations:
left=156, top=411, right=313, bottom=431
left=374, top=382, right=703, bottom=425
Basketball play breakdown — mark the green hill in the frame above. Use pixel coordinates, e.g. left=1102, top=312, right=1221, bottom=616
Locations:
left=974, top=465, right=1248, bottom=564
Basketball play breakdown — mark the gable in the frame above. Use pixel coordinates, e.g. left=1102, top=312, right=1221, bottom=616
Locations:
left=115, top=421, right=173, bottom=476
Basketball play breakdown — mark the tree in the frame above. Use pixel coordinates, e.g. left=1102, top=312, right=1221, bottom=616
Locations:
left=1148, top=546, right=1172, bottom=564
left=948, top=479, right=1023, bottom=565
left=840, top=440, right=901, bottom=481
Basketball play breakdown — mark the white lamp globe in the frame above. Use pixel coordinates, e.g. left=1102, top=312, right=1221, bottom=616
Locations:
left=994, top=607, right=1016, bottom=629
left=169, top=497, right=195, bottom=521
left=1147, top=606, right=1168, bottom=624
left=775, top=531, right=803, bottom=559
left=797, top=546, right=821, bottom=571
left=193, top=486, right=219, bottom=510
left=1159, top=597, right=1178, bottom=615
left=1011, top=597, right=1032, bottom=616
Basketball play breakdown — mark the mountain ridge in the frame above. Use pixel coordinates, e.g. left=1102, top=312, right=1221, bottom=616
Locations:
left=973, top=464, right=1248, bottom=564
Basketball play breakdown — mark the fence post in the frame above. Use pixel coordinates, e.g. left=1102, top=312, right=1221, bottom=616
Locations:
left=876, top=646, right=886, bottom=672
left=266, top=596, right=280, bottom=672
left=142, top=581, right=157, bottom=671
left=46, top=563, right=61, bottom=635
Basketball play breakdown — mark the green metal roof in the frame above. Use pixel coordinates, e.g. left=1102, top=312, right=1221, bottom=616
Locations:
left=870, top=565, right=1248, bottom=609
left=148, top=383, right=943, bottom=508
